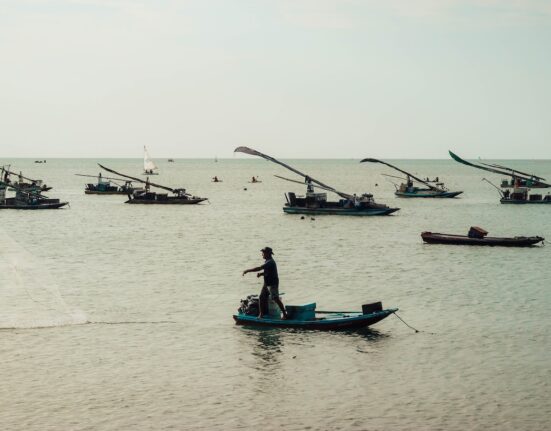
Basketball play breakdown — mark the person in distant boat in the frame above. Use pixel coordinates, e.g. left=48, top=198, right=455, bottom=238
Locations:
left=242, top=247, right=288, bottom=319
left=213, top=176, right=219, bottom=182
left=3, top=171, right=10, bottom=184
left=406, top=176, right=414, bottom=193
left=251, top=176, right=258, bottom=183
left=305, top=175, right=314, bottom=193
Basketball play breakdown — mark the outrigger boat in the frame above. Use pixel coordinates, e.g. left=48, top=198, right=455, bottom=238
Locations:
left=98, top=164, right=207, bottom=205
left=422, top=227, right=544, bottom=247
left=143, top=146, right=159, bottom=175
left=361, top=158, right=462, bottom=198
left=234, top=296, right=397, bottom=330
left=75, top=173, right=137, bottom=195
left=450, top=151, right=551, bottom=204
left=4, top=169, right=52, bottom=192
left=234, top=147, right=399, bottom=216
left=0, top=167, right=67, bottom=209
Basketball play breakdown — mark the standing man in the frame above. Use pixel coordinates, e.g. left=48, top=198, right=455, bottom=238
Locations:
left=243, top=247, right=288, bottom=319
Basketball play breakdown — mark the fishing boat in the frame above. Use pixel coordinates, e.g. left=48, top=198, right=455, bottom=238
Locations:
left=0, top=167, right=68, bottom=209
left=76, top=173, right=137, bottom=195
left=421, top=231, right=544, bottom=247
left=248, top=176, right=262, bottom=184
left=143, top=146, right=159, bottom=175
left=361, top=158, right=462, bottom=198
left=5, top=170, right=52, bottom=192
left=99, top=164, right=207, bottom=205
left=450, top=151, right=551, bottom=204
left=234, top=147, right=399, bottom=216
left=234, top=297, right=397, bottom=330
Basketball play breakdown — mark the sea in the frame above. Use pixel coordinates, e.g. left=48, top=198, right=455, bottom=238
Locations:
left=1, top=158, right=550, bottom=431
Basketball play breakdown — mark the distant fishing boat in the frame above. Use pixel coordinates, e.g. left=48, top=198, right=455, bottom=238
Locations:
left=1, top=166, right=67, bottom=209
left=234, top=297, right=397, bottom=330
left=99, top=164, right=207, bottom=205
left=234, top=147, right=399, bottom=216
left=168, top=159, right=174, bottom=163
left=421, top=227, right=544, bottom=247
left=7, top=171, right=52, bottom=192
left=76, top=172, right=137, bottom=195
left=450, top=151, right=551, bottom=204
left=361, top=158, right=462, bottom=198
left=143, top=146, right=159, bottom=175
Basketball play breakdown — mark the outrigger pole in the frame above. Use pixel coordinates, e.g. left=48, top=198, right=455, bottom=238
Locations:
left=360, top=158, right=444, bottom=192
left=1, top=166, right=42, bottom=184
left=98, top=164, right=186, bottom=195
left=234, top=146, right=355, bottom=199
left=449, top=151, right=551, bottom=187
left=234, top=146, right=338, bottom=192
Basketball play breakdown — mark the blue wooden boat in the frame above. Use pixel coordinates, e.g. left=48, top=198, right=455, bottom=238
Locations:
left=396, top=189, right=462, bottom=198
left=234, top=299, right=397, bottom=330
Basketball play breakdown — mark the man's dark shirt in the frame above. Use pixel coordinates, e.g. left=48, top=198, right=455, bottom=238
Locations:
left=261, top=258, right=279, bottom=286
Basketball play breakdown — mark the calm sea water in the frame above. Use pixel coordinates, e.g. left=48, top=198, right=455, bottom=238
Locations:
left=1, top=158, right=550, bottom=430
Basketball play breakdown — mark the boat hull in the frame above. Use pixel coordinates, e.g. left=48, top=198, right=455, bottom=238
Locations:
left=421, top=232, right=544, bottom=247
left=396, top=191, right=462, bottom=198
left=501, top=198, right=551, bottom=204
left=283, top=206, right=399, bottom=216
left=126, top=197, right=207, bottom=205
left=234, top=309, right=397, bottom=330
left=0, top=201, right=68, bottom=209
left=85, top=190, right=128, bottom=195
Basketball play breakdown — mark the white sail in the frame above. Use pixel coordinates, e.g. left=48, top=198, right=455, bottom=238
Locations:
left=143, top=146, right=158, bottom=172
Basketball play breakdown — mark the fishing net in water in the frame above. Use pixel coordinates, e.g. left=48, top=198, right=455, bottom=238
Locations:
left=0, top=231, right=87, bottom=329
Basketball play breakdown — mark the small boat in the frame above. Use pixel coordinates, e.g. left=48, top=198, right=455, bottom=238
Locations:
left=143, top=146, right=159, bottom=175
left=234, top=297, right=397, bottom=330
left=361, top=158, right=462, bottom=198
left=234, top=147, right=399, bottom=216
left=168, top=159, right=174, bottom=163
left=248, top=177, right=262, bottom=183
left=211, top=177, right=223, bottom=183
left=76, top=173, right=137, bottom=195
left=421, top=228, right=544, bottom=247
left=450, top=151, right=551, bottom=204
left=99, top=164, right=207, bottom=205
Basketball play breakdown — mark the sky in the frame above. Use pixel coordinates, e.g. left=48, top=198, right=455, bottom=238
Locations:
left=1, top=0, right=550, bottom=158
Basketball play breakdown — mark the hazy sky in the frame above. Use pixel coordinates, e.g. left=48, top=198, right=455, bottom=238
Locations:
left=1, top=0, right=550, bottom=158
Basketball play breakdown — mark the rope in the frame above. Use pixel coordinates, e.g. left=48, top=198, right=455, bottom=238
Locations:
left=393, top=312, right=421, bottom=333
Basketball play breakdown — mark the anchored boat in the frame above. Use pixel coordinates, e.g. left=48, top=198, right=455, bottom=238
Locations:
left=361, top=158, right=462, bottom=198
left=76, top=173, right=137, bottom=195
left=450, top=151, right=551, bottom=204
left=98, top=164, right=207, bottom=204
left=1, top=167, right=67, bottom=209
left=234, top=147, right=399, bottom=216
left=234, top=296, right=397, bottom=330
left=422, top=226, right=544, bottom=247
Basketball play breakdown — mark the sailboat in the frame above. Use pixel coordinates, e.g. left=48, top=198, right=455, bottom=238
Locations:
left=234, top=147, right=399, bottom=216
left=361, top=159, right=462, bottom=198
left=143, top=146, right=159, bottom=175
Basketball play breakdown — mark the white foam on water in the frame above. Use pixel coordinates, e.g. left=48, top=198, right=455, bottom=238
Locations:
left=0, top=231, right=87, bottom=329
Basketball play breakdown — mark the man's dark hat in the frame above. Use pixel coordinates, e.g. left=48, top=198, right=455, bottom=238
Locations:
left=261, top=247, right=274, bottom=255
